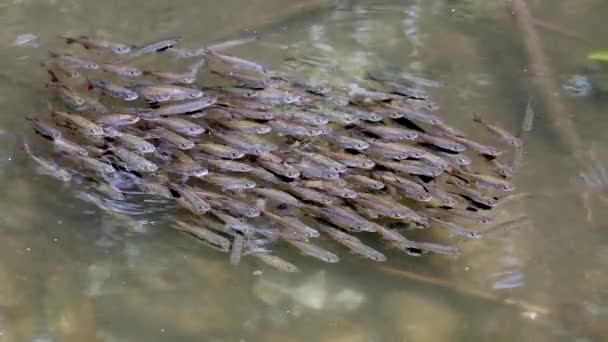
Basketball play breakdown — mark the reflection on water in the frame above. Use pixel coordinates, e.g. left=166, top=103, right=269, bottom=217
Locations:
left=1, top=0, right=608, bottom=341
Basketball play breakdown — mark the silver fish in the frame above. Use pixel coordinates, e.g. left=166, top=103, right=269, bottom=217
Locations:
left=49, top=51, right=99, bottom=70
left=398, top=107, right=444, bottom=125
left=257, top=159, right=300, bottom=178
left=167, top=161, right=208, bottom=178
left=115, top=133, right=155, bottom=154
left=143, top=97, right=217, bottom=117
left=252, top=188, right=303, bottom=207
left=360, top=124, right=419, bottom=140
left=268, top=120, right=323, bottom=137
left=367, top=140, right=426, bottom=158
left=51, top=111, right=104, bottom=136
left=217, top=119, right=271, bottom=134
left=171, top=185, right=211, bottom=214
left=147, top=117, right=204, bottom=136
left=209, top=50, right=268, bottom=73
left=230, top=235, right=244, bottom=266
left=127, top=37, right=181, bottom=60
left=353, top=193, right=426, bottom=222
left=210, top=210, right=256, bottom=235
left=296, top=162, right=340, bottom=180
left=137, top=84, right=203, bottom=103
left=345, top=174, right=385, bottom=190
left=63, top=35, right=131, bottom=54
left=24, top=142, right=72, bottom=181
left=152, top=127, right=195, bottom=150
left=372, top=171, right=431, bottom=202
left=137, top=179, right=172, bottom=198
left=265, top=212, right=319, bottom=238
left=287, top=184, right=335, bottom=205
left=302, top=180, right=357, bottom=199
left=96, top=113, right=140, bottom=127
left=375, top=160, right=444, bottom=177
left=67, top=155, right=115, bottom=174
left=196, top=143, right=244, bottom=159
left=143, top=70, right=196, bottom=84
left=448, top=135, right=502, bottom=157
left=328, top=134, right=370, bottom=151
left=281, top=110, right=330, bottom=126
left=286, top=240, right=339, bottom=263
left=328, top=152, right=375, bottom=169
left=415, top=132, right=465, bottom=152
left=437, top=151, right=471, bottom=166
left=213, top=131, right=275, bottom=156
left=53, top=137, right=89, bottom=156
left=27, top=116, right=62, bottom=140
left=174, top=220, right=230, bottom=252
left=204, top=173, right=256, bottom=190
left=308, top=206, right=378, bottom=232
left=295, top=151, right=347, bottom=173
left=207, top=197, right=260, bottom=218
left=89, top=80, right=138, bottom=101
left=252, top=253, right=299, bottom=272
left=202, top=158, right=253, bottom=173
left=473, top=114, right=522, bottom=147
left=101, top=63, right=142, bottom=77
left=112, top=146, right=158, bottom=172
left=431, top=218, right=482, bottom=239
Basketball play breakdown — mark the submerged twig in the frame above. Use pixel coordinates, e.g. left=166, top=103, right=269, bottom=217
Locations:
left=378, top=265, right=551, bottom=315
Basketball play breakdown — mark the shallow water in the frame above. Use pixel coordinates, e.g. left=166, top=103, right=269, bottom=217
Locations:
left=2, top=0, right=608, bottom=341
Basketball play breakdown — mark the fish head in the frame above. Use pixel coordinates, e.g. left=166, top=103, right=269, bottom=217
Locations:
left=113, top=45, right=132, bottom=54
left=89, top=127, right=105, bottom=136
left=468, top=231, right=483, bottom=239
left=500, top=183, right=515, bottom=191
left=126, top=69, right=142, bottom=77
left=145, top=164, right=159, bottom=172
left=139, top=145, right=156, bottom=154
left=487, top=147, right=503, bottom=156
left=86, top=62, right=100, bottom=70
left=188, top=90, right=204, bottom=99
left=244, top=181, right=257, bottom=189
left=193, top=168, right=209, bottom=178
left=179, top=141, right=195, bottom=150
left=454, top=156, right=471, bottom=165
left=415, top=193, right=433, bottom=202
left=122, top=91, right=139, bottom=101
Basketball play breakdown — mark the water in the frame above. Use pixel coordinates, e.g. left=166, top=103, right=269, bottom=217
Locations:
left=1, top=0, right=608, bottom=341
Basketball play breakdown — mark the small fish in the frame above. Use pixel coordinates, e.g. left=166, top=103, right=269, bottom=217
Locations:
left=101, top=63, right=142, bottom=77
left=230, top=235, right=244, bottom=266
left=397, top=107, right=444, bottom=125
left=88, top=80, right=138, bottom=101
left=91, top=181, right=125, bottom=201
left=115, top=133, right=155, bottom=154
left=228, top=107, right=277, bottom=120
left=347, top=106, right=384, bottom=122
left=265, top=212, right=319, bottom=238
left=431, top=123, right=467, bottom=138
left=196, top=143, right=244, bottom=159
left=207, top=197, right=260, bottom=218
left=473, top=114, right=522, bottom=147
left=211, top=69, right=272, bottom=89
left=372, top=171, right=431, bottom=202
left=308, top=205, right=378, bottom=232
left=359, top=124, right=419, bottom=140
left=257, top=159, right=300, bottom=178
left=170, top=185, right=211, bottom=214
left=216, top=119, right=271, bottom=134
left=345, top=174, right=385, bottom=190
left=348, top=83, right=393, bottom=104
left=353, top=193, right=425, bottom=222
left=143, top=70, right=196, bottom=84
left=67, top=155, right=115, bottom=174
left=24, top=142, right=72, bottom=181
left=27, top=116, right=62, bottom=140
left=63, top=35, right=131, bottom=54
left=137, top=179, right=172, bottom=198
left=447, top=181, right=498, bottom=207
left=302, top=180, right=357, bottom=199
left=422, top=181, right=459, bottom=207
left=204, top=173, right=256, bottom=190
left=45, top=61, right=80, bottom=79
left=213, top=131, right=274, bottom=156
left=245, top=88, right=302, bottom=104
left=375, top=160, right=444, bottom=177
left=96, top=114, right=140, bottom=127
left=312, top=107, right=359, bottom=125
left=415, top=132, right=465, bottom=152
left=127, top=37, right=181, bottom=60
left=431, top=218, right=482, bottom=239
left=292, top=80, right=332, bottom=95
left=53, top=137, right=89, bottom=156
left=295, top=151, right=347, bottom=173
left=147, top=117, right=204, bottom=136
left=174, top=220, right=230, bottom=252
left=51, top=111, right=104, bottom=136
left=327, top=230, right=387, bottom=261
left=112, top=146, right=158, bottom=172
left=327, top=152, right=375, bottom=169
left=368, top=140, right=426, bottom=158
left=252, top=188, right=303, bottom=207
left=209, top=50, right=268, bottom=73
left=367, top=76, right=427, bottom=100
left=54, top=86, right=86, bottom=108
left=136, top=84, right=203, bottom=103
left=210, top=210, right=257, bottom=235
left=296, top=162, right=340, bottom=180
left=252, top=253, right=299, bottom=272
left=167, top=161, right=208, bottom=178
left=268, top=120, right=323, bottom=137
left=142, top=97, right=217, bottom=117
left=169, top=46, right=208, bottom=59
left=457, top=171, right=515, bottom=191
left=202, top=158, right=252, bottom=173
left=286, top=240, right=339, bottom=263
left=281, top=110, right=330, bottom=126
left=490, top=158, right=514, bottom=178
left=49, top=51, right=99, bottom=70
left=151, top=127, right=194, bottom=150
left=287, top=184, right=335, bottom=205
left=327, top=134, right=370, bottom=151
left=448, top=135, right=502, bottom=157
left=437, top=151, right=471, bottom=166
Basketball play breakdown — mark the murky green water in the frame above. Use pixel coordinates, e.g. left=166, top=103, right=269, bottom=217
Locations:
left=1, top=0, right=608, bottom=341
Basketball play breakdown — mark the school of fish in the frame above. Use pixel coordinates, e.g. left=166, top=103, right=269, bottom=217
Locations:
left=25, top=34, right=524, bottom=272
